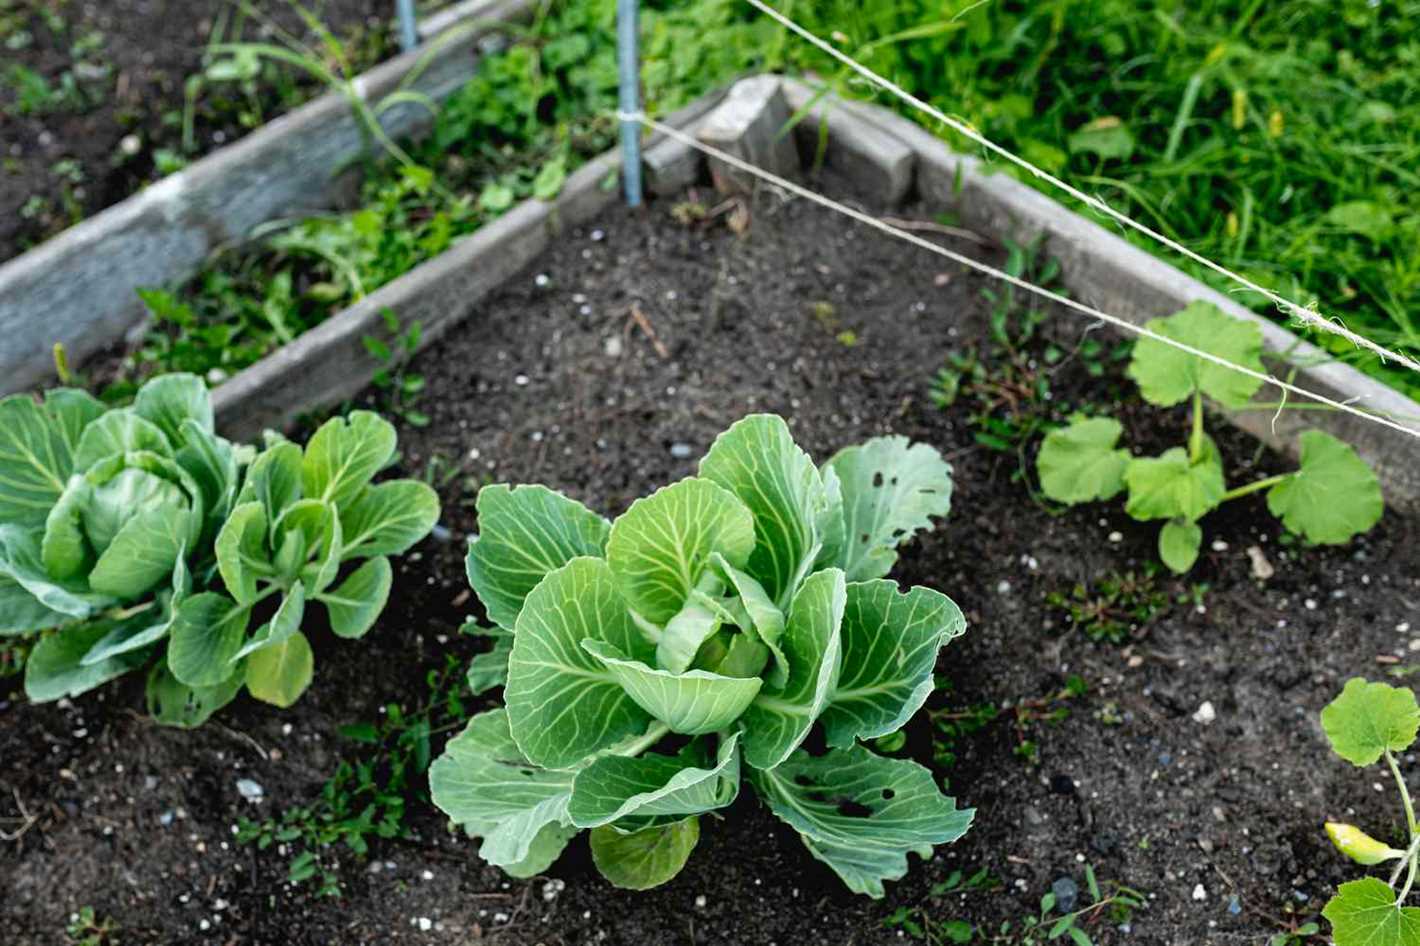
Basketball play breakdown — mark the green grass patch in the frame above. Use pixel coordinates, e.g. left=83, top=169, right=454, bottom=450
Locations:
left=115, top=0, right=1419, bottom=404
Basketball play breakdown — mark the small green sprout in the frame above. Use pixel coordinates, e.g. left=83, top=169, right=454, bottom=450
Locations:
left=1320, top=678, right=1420, bottom=946
left=1036, top=302, right=1383, bottom=573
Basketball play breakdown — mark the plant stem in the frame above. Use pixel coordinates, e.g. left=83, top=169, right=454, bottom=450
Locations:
left=1188, top=389, right=1204, bottom=463
left=1219, top=473, right=1292, bottom=503
left=1387, top=750, right=1418, bottom=839
left=614, top=722, right=671, bottom=758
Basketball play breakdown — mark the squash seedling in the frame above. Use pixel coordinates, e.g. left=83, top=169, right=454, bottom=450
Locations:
left=3, top=372, right=438, bottom=725
left=431, top=414, right=972, bottom=896
left=1035, top=302, right=1382, bottom=573
left=1321, top=678, right=1420, bottom=946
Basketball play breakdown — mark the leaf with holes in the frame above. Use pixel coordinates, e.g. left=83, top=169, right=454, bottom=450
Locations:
left=820, top=581, right=964, bottom=748
left=431, top=415, right=967, bottom=893
left=749, top=744, right=974, bottom=898
left=821, top=435, right=953, bottom=581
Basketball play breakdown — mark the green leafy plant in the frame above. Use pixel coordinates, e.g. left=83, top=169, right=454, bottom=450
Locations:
left=1036, top=302, right=1383, bottom=572
left=2, top=373, right=438, bottom=724
left=430, top=414, right=970, bottom=896
left=1320, top=678, right=1420, bottom=946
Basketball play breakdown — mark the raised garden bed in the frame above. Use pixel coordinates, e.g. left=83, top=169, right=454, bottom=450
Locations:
left=0, top=0, right=532, bottom=396
left=3, top=75, right=1419, bottom=945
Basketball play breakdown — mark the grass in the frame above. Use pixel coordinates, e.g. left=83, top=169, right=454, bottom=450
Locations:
left=110, top=0, right=1419, bottom=406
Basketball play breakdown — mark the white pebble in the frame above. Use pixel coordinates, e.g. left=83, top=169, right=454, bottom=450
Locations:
left=514, top=374, right=529, bottom=386
left=1108, top=531, right=1123, bottom=543
left=417, top=917, right=432, bottom=931
left=1192, top=884, right=1207, bottom=901
left=1192, top=701, right=1216, bottom=725
left=534, top=273, right=550, bottom=287
left=235, top=779, right=263, bottom=801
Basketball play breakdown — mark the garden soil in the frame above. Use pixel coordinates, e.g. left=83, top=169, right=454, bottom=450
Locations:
left=3, top=176, right=1417, bottom=944
left=0, top=0, right=400, bottom=263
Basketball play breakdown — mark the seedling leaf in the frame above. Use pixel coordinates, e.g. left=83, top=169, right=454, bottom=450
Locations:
left=1127, top=302, right=1264, bottom=408
left=1323, top=877, right=1420, bottom=946
left=1036, top=418, right=1130, bottom=504
left=1158, top=518, right=1202, bottom=574
left=1322, top=678, right=1420, bottom=766
left=1267, top=431, right=1383, bottom=544
left=1124, top=448, right=1224, bottom=522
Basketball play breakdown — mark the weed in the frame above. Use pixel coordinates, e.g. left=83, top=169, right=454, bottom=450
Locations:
left=364, top=309, right=429, bottom=428
left=1045, top=568, right=1173, bottom=644
left=65, top=907, right=118, bottom=946
left=882, top=867, right=1001, bottom=944
left=0, top=636, right=31, bottom=680
left=235, top=654, right=471, bottom=895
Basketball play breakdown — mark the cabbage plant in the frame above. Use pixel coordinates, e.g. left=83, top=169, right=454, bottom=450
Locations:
left=1, top=374, right=438, bottom=725
left=430, top=414, right=972, bottom=896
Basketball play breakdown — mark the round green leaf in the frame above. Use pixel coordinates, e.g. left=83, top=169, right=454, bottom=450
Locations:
left=301, top=411, right=397, bottom=507
left=1036, top=418, right=1130, bottom=504
left=569, top=733, right=740, bottom=828
left=1267, top=430, right=1383, bottom=544
left=1124, top=447, right=1224, bottom=522
left=319, top=556, right=392, bottom=639
left=215, top=502, right=269, bottom=605
left=589, top=817, right=700, bottom=891
left=245, top=629, right=314, bottom=708
left=133, top=373, right=214, bottom=445
left=146, top=661, right=244, bottom=728
left=1323, top=877, right=1420, bottom=946
left=1321, top=677, right=1420, bottom=767
left=338, top=480, right=439, bottom=560
left=1158, top=518, right=1202, bottom=574
left=748, top=745, right=974, bottom=898
left=1126, top=301, right=1264, bottom=408
left=429, top=708, right=576, bottom=870
left=0, top=394, right=74, bottom=528
left=167, top=592, right=251, bottom=687
left=606, top=477, right=756, bottom=625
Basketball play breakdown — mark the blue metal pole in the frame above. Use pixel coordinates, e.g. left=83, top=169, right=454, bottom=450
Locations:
left=616, top=0, right=643, bottom=207
left=396, top=0, right=419, bottom=52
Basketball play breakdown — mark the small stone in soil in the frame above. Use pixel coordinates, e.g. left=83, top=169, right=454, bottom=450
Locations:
left=670, top=443, right=693, bottom=459
left=235, top=779, right=263, bottom=801
left=1192, top=884, right=1207, bottom=901
left=1227, top=896, right=1241, bottom=915
left=1192, top=701, right=1216, bottom=725
left=1051, top=876, right=1079, bottom=913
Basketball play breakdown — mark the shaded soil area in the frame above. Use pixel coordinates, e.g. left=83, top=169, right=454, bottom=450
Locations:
left=0, top=0, right=416, bottom=263
left=4, top=176, right=1419, bottom=944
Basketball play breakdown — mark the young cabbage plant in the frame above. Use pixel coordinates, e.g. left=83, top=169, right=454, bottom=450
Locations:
left=3, top=374, right=438, bottom=725
left=430, top=414, right=971, bottom=896
left=1035, top=301, right=1382, bottom=573
left=1320, top=678, right=1420, bottom=946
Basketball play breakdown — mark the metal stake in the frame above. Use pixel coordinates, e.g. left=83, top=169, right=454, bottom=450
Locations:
left=396, top=0, right=419, bottom=52
left=616, top=0, right=642, bottom=207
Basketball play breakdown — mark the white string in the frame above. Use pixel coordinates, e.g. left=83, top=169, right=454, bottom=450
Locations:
left=629, top=112, right=1420, bottom=440
left=743, top=0, right=1420, bottom=379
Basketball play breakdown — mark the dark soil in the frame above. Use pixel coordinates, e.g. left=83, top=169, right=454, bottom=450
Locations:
left=3, top=176, right=1418, bottom=945
left=0, top=0, right=422, bottom=263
